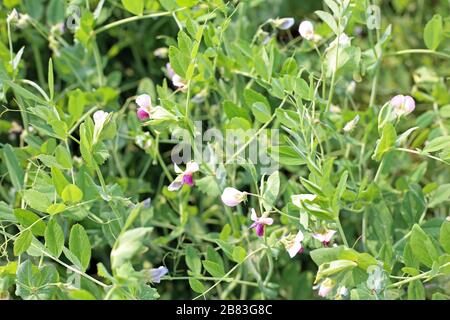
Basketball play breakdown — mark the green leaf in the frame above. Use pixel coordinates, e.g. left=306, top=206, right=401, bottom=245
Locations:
left=232, top=246, right=246, bottom=263
left=429, top=184, right=450, bottom=208
left=440, top=220, right=450, bottom=254
left=251, top=102, right=272, bottom=122
left=2, top=144, right=24, bottom=191
left=423, top=136, right=450, bottom=153
left=62, top=184, right=83, bottom=204
left=262, top=171, right=280, bottom=211
left=68, top=289, right=96, bottom=300
left=46, top=203, right=67, bottom=215
left=16, top=261, right=58, bottom=300
left=407, top=280, right=425, bottom=300
left=14, top=209, right=46, bottom=236
left=202, top=260, right=225, bottom=278
left=196, top=176, right=221, bottom=197
left=424, top=14, right=443, bottom=50
left=410, top=224, right=439, bottom=268
left=315, top=10, right=338, bottom=34
left=315, top=260, right=357, bottom=282
left=46, top=0, right=66, bottom=24
left=45, top=218, right=65, bottom=257
left=185, top=246, right=202, bottom=275
left=188, top=278, right=205, bottom=293
left=14, top=229, right=32, bottom=256
left=310, top=246, right=344, bottom=266
left=51, top=166, right=70, bottom=196
left=121, top=0, right=144, bottom=15
left=69, top=224, right=91, bottom=271
left=68, top=89, right=86, bottom=122
left=332, top=170, right=348, bottom=212
left=373, top=123, right=397, bottom=161
left=110, top=227, right=152, bottom=270
left=55, top=145, right=73, bottom=169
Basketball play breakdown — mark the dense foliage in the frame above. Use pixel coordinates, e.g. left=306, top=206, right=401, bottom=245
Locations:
left=0, top=0, right=449, bottom=300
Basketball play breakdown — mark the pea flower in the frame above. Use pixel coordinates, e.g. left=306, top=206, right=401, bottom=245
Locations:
left=312, top=229, right=336, bottom=246
left=154, top=47, right=168, bottom=58
left=291, top=194, right=317, bottom=208
left=390, top=94, right=415, bottom=117
left=298, top=21, right=321, bottom=42
left=221, top=187, right=247, bottom=207
left=93, top=110, right=110, bottom=143
left=136, top=94, right=152, bottom=120
left=135, top=94, right=177, bottom=122
left=149, top=266, right=168, bottom=283
left=166, top=63, right=186, bottom=90
left=7, top=9, right=18, bottom=24
left=168, top=161, right=199, bottom=191
left=343, top=115, right=360, bottom=132
left=315, top=278, right=335, bottom=298
left=336, top=286, right=348, bottom=299
left=271, top=17, right=295, bottom=30
left=249, top=208, right=273, bottom=237
left=285, top=230, right=305, bottom=258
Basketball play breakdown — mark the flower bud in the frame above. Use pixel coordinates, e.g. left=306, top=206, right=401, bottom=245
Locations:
left=221, top=187, right=246, bottom=207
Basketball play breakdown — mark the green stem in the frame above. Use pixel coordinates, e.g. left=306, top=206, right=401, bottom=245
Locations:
left=388, top=49, right=450, bottom=60
left=94, top=10, right=185, bottom=35
left=336, top=218, right=349, bottom=247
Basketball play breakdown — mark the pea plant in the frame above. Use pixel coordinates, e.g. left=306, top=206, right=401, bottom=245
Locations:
left=0, top=0, right=449, bottom=300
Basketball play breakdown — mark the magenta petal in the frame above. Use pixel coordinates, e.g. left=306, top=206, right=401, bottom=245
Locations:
left=137, top=108, right=150, bottom=120
left=255, top=223, right=264, bottom=237
left=182, top=173, right=194, bottom=186
left=298, top=247, right=304, bottom=254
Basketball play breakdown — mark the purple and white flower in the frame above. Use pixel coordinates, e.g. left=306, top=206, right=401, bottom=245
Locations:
left=390, top=94, right=415, bottom=117
left=168, top=161, right=199, bottom=191
left=312, top=229, right=336, bottom=246
left=136, top=94, right=152, bottom=120
left=285, top=230, right=305, bottom=258
left=249, top=208, right=273, bottom=237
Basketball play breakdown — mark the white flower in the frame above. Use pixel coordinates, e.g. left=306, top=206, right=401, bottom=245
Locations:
left=272, top=17, right=295, bottom=30
left=7, top=9, right=18, bottom=24
left=166, top=63, right=186, bottom=90
left=298, top=20, right=315, bottom=40
left=154, top=47, right=168, bottom=58
left=93, top=110, right=110, bottom=142
left=312, top=230, right=336, bottom=246
left=338, top=286, right=348, bottom=296
left=390, top=95, right=415, bottom=117
left=149, top=266, right=168, bottom=283
left=136, top=94, right=152, bottom=110
left=330, top=104, right=342, bottom=113
left=221, top=187, right=247, bottom=207
left=285, top=230, right=304, bottom=258
left=316, top=278, right=335, bottom=297
left=93, top=110, right=109, bottom=127
left=343, top=115, right=360, bottom=132
left=291, top=194, right=317, bottom=208
left=346, top=81, right=356, bottom=94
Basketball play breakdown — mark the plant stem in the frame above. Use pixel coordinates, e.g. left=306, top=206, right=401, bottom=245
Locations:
left=336, top=218, right=349, bottom=247
left=94, top=10, right=185, bottom=35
